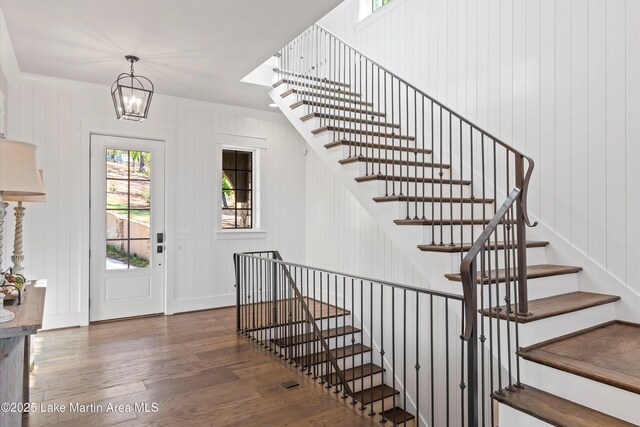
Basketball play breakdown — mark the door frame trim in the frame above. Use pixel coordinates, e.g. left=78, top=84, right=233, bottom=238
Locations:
left=80, top=118, right=175, bottom=326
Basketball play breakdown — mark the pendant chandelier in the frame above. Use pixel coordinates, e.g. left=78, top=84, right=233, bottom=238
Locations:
left=111, top=55, right=154, bottom=122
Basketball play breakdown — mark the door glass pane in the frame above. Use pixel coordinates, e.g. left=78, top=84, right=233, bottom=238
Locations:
left=129, top=151, right=151, bottom=180
left=129, top=240, right=150, bottom=269
left=222, top=209, right=235, bottom=228
left=130, top=181, right=151, bottom=209
left=107, top=180, right=128, bottom=210
left=106, top=240, right=129, bottom=270
left=106, top=149, right=128, bottom=179
left=130, top=210, right=151, bottom=238
left=106, top=148, right=152, bottom=269
left=106, top=210, right=129, bottom=239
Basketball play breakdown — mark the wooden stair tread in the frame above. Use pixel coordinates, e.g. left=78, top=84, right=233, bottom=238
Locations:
left=326, top=140, right=431, bottom=155
left=323, top=363, right=383, bottom=385
left=520, top=321, right=640, bottom=394
left=419, top=240, right=548, bottom=253
left=356, top=174, right=469, bottom=186
left=493, top=384, right=636, bottom=426
left=350, top=384, right=399, bottom=405
left=481, top=291, right=620, bottom=323
left=290, top=99, right=385, bottom=116
left=444, top=264, right=583, bottom=283
left=283, top=90, right=372, bottom=106
left=375, top=195, right=494, bottom=204
left=272, top=325, right=360, bottom=347
left=314, top=126, right=415, bottom=141
left=276, top=80, right=361, bottom=96
left=379, top=407, right=416, bottom=424
left=293, top=343, right=371, bottom=366
left=273, top=71, right=350, bottom=87
left=302, top=112, right=400, bottom=128
left=394, top=218, right=515, bottom=226
left=339, top=156, right=450, bottom=169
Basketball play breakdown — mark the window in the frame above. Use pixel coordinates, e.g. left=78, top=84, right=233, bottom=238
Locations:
left=105, top=149, right=151, bottom=269
left=372, top=0, right=392, bottom=12
left=221, top=149, right=253, bottom=229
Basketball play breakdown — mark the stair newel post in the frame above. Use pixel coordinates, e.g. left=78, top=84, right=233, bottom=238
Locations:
left=514, top=153, right=529, bottom=316
left=462, top=258, right=479, bottom=427
left=272, top=254, right=279, bottom=355
left=234, top=254, right=240, bottom=332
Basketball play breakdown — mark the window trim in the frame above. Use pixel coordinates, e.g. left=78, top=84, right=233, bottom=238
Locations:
left=214, top=134, right=267, bottom=239
left=221, top=148, right=254, bottom=230
left=357, top=0, right=404, bottom=27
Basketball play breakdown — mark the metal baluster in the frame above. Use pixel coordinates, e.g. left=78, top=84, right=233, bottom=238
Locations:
left=379, top=284, right=386, bottom=423
left=459, top=120, right=464, bottom=253
left=359, top=279, right=365, bottom=410
left=414, top=90, right=419, bottom=220
left=342, top=276, right=348, bottom=398
left=430, top=294, right=435, bottom=426
left=369, top=281, right=375, bottom=416
left=439, top=107, right=444, bottom=245
left=392, top=287, right=397, bottom=421
left=460, top=300, right=466, bottom=427
left=449, top=113, right=454, bottom=246
left=403, top=289, right=407, bottom=425
left=415, top=291, right=420, bottom=427
left=445, top=299, right=450, bottom=426
left=351, top=278, right=357, bottom=405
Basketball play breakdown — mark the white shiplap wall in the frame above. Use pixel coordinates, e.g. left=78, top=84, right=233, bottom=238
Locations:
left=306, top=148, right=426, bottom=287
left=317, top=0, right=640, bottom=293
left=4, top=74, right=307, bottom=328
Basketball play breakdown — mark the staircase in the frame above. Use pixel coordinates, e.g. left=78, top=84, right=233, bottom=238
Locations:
left=237, top=24, right=638, bottom=426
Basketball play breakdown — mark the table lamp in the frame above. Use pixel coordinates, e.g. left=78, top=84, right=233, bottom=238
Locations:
left=0, top=140, right=46, bottom=284
left=3, top=170, right=46, bottom=275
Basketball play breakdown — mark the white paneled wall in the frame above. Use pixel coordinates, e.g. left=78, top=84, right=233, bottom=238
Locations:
left=306, top=149, right=425, bottom=287
left=4, top=74, right=306, bottom=328
left=318, top=0, right=640, bottom=292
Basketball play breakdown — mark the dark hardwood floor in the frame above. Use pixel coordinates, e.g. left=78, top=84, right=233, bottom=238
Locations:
left=24, top=308, right=377, bottom=426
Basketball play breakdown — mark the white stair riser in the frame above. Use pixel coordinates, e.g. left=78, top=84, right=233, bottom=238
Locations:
left=517, top=303, right=616, bottom=347
left=282, top=91, right=373, bottom=107
left=345, top=372, right=384, bottom=393
left=337, top=352, right=373, bottom=370
left=480, top=303, right=617, bottom=368
left=332, top=144, right=432, bottom=163
left=478, top=273, right=578, bottom=308
left=276, top=333, right=363, bottom=355
left=377, top=200, right=494, bottom=222
left=497, top=404, right=552, bottom=426
left=353, top=162, right=452, bottom=179
left=435, top=246, right=547, bottom=272
left=356, top=176, right=471, bottom=199
left=521, top=359, right=640, bottom=424
left=394, top=224, right=511, bottom=246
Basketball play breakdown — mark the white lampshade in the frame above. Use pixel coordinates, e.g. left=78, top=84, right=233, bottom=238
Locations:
left=2, top=170, right=46, bottom=203
left=0, top=140, right=46, bottom=196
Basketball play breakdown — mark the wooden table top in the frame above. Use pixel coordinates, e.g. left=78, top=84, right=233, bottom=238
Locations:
left=0, top=284, right=46, bottom=339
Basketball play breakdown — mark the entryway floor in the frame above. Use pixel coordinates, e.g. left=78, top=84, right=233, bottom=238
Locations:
left=24, top=307, right=377, bottom=426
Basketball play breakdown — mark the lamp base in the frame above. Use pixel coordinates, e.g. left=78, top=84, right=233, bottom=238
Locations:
left=0, top=307, right=14, bottom=323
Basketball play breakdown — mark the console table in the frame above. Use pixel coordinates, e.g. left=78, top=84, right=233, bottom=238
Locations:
left=0, top=283, right=45, bottom=427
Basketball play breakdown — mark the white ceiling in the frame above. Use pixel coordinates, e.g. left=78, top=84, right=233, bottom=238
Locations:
left=1, top=0, right=342, bottom=110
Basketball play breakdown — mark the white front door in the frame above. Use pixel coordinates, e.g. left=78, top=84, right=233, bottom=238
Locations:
left=90, top=134, right=165, bottom=321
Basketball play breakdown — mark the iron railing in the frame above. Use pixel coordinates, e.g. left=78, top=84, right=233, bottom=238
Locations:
left=235, top=251, right=471, bottom=426
left=270, top=23, right=538, bottom=426
left=274, top=23, right=535, bottom=311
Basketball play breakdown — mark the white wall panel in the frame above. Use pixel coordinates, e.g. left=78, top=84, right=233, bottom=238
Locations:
left=4, top=75, right=307, bottom=328
left=318, top=0, right=640, bottom=292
